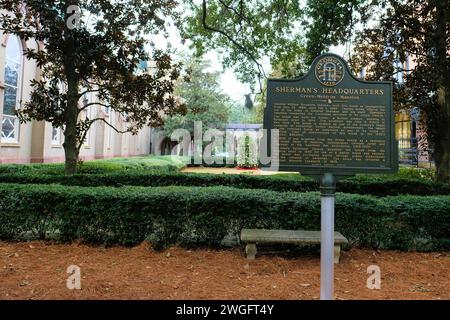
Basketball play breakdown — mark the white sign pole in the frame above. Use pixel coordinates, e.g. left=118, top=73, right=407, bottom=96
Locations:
left=320, top=173, right=336, bottom=300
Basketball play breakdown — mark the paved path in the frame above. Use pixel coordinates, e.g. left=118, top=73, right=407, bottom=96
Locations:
left=181, top=167, right=291, bottom=176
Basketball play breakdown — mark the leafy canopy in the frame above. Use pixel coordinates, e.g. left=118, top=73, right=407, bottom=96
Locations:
left=163, top=57, right=231, bottom=137
left=184, top=0, right=365, bottom=90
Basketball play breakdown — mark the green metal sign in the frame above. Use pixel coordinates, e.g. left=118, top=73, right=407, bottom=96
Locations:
left=263, top=53, right=398, bottom=176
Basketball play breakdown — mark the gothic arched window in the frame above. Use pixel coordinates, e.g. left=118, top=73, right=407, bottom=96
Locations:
left=2, top=35, right=22, bottom=142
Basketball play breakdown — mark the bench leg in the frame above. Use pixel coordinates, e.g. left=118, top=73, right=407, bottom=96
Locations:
left=245, top=243, right=257, bottom=260
left=334, top=245, right=341, bottom=264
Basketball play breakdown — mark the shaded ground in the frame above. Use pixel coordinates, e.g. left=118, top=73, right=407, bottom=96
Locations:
left=0, top=241, right=448, bottom=300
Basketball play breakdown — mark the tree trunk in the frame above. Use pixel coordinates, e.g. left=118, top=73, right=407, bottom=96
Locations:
left=63, top=78, right=80, bottom=175
left=435, top=140, right=450, bottom=183
left=63, top=120, right=78, bottom=175
left=433, top=1, right=450, bottom=183
left=62, top=2, right=80, bottom=175
left=433, top=87, right=450, bottom=183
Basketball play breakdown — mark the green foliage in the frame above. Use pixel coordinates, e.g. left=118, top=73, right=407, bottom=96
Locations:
left=0, top=183, right=448, bottom=250
left=185, top=0, right=366, bottom=87
left=354, top=166, right=435, bottom=182
left=1, top=169, right=449, bottom=196
left=236, top=135, right=258, bottom=168
left=184, top=0, right=306, bottom=88
left=163, top=57, right=231, bottom=138
left=303, top=0, right=365, bottom=63
left=0, top=156, right=187, bottom=175
left=228, top=102, right=258, bottom=124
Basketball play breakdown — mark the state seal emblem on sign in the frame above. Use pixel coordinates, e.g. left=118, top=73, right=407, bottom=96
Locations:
left=315, top=56, right=345, bottom=86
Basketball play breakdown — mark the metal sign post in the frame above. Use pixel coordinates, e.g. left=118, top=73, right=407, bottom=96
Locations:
left=320, top=173, right=336, bottom=300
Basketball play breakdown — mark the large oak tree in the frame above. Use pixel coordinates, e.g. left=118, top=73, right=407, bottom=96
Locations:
left=0, top=0, right=186, bottom=173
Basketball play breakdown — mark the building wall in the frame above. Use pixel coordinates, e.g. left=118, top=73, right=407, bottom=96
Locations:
left=0, top=31, right=151, bottom=164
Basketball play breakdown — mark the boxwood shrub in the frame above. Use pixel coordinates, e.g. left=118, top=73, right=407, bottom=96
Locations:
left=0, top=171, right=449, bottom=196
left=0, top=183, right=448, bottom=251
left=0, top=156, right=187, bottom=175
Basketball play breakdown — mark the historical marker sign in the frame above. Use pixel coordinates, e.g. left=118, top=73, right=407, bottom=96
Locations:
left=263, top=53, right=398, bottom=176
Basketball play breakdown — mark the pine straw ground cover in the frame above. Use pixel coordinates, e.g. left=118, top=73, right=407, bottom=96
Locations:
left=0, top=241, right=448, bottom=300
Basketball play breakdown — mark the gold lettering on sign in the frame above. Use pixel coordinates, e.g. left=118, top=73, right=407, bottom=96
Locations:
left=273, top=102, right=387, bottom=167
left=275, top=87, right=385, bottom=95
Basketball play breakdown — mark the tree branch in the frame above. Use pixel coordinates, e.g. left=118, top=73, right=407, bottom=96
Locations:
left=93, top=117, right=131, bottom=134
left=201, top=0, right=265, bottom=93
left=78, top=101, right=109, bottom=111
left=79, top=88, right=101, bottom=97
left=218, top=0, right=249, bottom=23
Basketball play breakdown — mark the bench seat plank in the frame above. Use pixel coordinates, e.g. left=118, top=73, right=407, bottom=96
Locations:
left=241, top=229, right=348, bottom=244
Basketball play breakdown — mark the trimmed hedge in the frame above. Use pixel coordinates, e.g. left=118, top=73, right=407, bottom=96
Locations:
left=0, top=171, right=449, bottom=196
left=0, top=183, right=448, bottom=251
left=0, top=156, right=187, bottom=175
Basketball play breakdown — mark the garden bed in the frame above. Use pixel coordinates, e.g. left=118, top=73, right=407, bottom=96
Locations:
left=0, top=241, right=448, bottom=300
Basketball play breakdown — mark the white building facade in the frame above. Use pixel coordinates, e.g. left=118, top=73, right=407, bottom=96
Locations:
left=0, top=32, right=152, bottom=164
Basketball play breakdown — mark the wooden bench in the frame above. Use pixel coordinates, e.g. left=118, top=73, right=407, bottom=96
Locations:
left=240, top=229, right=348, bottom=263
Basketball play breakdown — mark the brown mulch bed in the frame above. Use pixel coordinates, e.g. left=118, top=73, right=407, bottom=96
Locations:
left=0, top=241, right=448, bottom=300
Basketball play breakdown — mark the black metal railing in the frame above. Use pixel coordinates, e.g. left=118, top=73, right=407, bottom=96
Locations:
left=398, top=137, right=418, bottom=165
